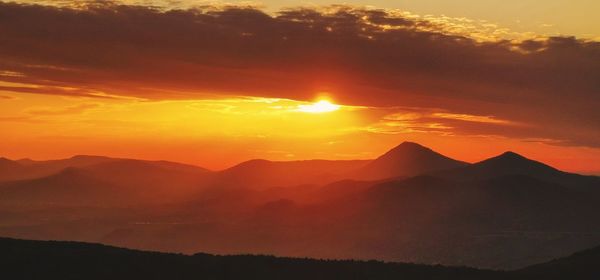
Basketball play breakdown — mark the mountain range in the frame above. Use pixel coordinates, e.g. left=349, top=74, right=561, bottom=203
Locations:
left=0, top=142, right=599, bottom=269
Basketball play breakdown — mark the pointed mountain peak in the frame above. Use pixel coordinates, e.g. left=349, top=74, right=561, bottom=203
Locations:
left=496, top=151, right=527, bottom=160
left=392, top=141, right=430, bottom=150
left=470, top=150, right=560, bottom=176
left=484, top=151, right=532, bottom=164
left=379, top=141, right=438, bottom=158
left=398, top=141, right=423, bottom=147
left=358, top=142, right=467, bottom=180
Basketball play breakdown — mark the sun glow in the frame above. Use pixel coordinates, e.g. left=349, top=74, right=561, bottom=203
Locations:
left=296, top=100, right=341, bottom=113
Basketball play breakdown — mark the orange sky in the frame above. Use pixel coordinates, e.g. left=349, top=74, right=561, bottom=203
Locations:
left=2, top=92, right=599, bottom=173
left=0, top=2, right=599, bottom=173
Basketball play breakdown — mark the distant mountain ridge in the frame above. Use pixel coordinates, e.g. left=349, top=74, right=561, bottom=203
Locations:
left=437, top=150, right=600, bottom=191
left=217, top=159, right=370, bottom=189
left=0, top=156, right=212, bottom=206
left=0, top=142, right=599, bottom=269
left=0, top=167, right=126, bottom=207
left=3, top=143, right=593, bottom=187
left=0, top=155, right=209, bottom=183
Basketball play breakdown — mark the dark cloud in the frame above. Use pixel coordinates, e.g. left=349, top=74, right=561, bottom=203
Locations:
left=0, top=2, right=598, bottom=147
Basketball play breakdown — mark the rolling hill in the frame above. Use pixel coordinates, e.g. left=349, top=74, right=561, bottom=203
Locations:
left=0, top=237, right=500, bottom=280
left=216, top=159, right=370, bottom=189
left=1, top=237, right=599, bottom=280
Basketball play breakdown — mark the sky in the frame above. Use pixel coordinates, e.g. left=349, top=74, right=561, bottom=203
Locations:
left=1, top=0, right=599, bottom=173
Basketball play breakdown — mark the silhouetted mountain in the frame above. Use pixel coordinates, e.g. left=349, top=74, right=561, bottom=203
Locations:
left=0, top=237, right=500, bottom=280
left=444, top=151, right=560, bottom=178
left=3, top=237, right=600, bottom=280
left=343, top=173, right=600, bottom=268
left=438, top=151, right=600, bottom=191
left=356, top=142, right=467, bottom=180
left=216, top=159, right=370, bottom=189
left=517, top=244, right=600, bottom=279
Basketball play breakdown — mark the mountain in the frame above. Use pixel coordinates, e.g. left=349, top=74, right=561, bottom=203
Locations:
left=0, top=155, right=115, bottom=182
left=3, top=237, right=600, bottom=280
left=0, top=157, right=211, bottom=207
left=215, top=159, right=370, bottom=189
left=517, top=244, right=600, bottom=279
left=438, top=151, right=600, bottom=191
left=88, top=172, right=600, bottom=269
left=0, top=168, right=126, bottom=207
left=441, top=151, right=562, bottom=179
left=0, top=237, right=502, bottom=280
left=356, top=142, right=468, bottom=180
left=343, top=173, right=600, bottom=268
left=0, top=155, right=209, bottom=183
left=79, top=159, right=210, bottom=202
left=0, top=143, right=599, bottom=270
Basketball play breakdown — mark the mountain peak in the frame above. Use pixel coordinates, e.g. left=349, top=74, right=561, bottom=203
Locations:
left=393, top=141, right=429, bottom=150
left=484, top=151, right=536, bottom=165
left=357, top=142, right=467, bottom=180
left=448, top=150, right=563, bottom=181
left=498, top=151, right=526, bottom=159
left=381, top=142, right=437, bottom=159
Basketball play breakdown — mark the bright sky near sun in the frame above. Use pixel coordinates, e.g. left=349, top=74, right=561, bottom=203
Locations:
left=3, top=93, right=599, bottom=173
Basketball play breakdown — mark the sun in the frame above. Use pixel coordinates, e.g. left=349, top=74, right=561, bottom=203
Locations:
left=297, top=100, right=341, bottom=113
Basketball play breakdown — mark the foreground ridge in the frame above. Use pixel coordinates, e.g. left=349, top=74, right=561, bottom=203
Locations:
left=2, top=237, right=600, bottom=280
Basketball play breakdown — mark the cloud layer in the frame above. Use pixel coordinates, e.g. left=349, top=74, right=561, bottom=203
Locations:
left=0, top=2, right=599, bottom=147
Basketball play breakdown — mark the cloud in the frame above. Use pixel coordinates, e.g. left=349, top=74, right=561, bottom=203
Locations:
left=431, top=113, right=514, bottom=125
left=0, top=84, right=119, bottom=99
left=26, top=103, right=101, bottom=116
left=0, top=2, right=599, bottom=147
left=364, top=109, right=517, bottom=136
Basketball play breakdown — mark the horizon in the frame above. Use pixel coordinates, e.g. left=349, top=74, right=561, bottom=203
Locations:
left=3, top=141, right=599, bottom=176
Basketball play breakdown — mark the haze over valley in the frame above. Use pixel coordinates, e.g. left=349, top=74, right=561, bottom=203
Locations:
left=2, top=142, right=599, bottom=269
